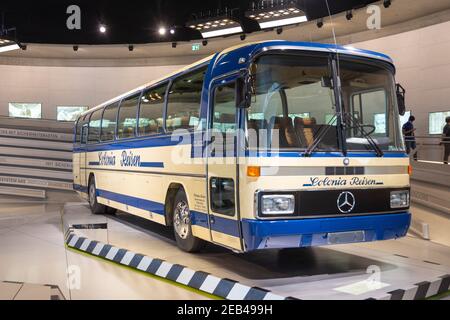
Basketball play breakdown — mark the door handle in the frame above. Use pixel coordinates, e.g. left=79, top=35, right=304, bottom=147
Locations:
left=209, top=216, right=215, bottom=224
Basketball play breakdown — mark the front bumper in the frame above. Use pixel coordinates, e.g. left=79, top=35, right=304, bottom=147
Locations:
left=241, top=212, right=411, bottom=252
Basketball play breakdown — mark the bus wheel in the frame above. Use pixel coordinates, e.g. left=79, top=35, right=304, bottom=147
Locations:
left=88, top=177, right=107, bottom=215
left=172, top=189, right=204, bottom=253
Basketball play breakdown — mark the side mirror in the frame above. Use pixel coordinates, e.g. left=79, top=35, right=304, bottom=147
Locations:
left=396, top=84, right=406, bottom=116
left=237, top=76, right=251, bottom=108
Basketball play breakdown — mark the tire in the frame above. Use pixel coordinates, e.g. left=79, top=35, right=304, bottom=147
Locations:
left=88, top=177, right=107, bottom=215
left=172, top=189, right=204, bottom=253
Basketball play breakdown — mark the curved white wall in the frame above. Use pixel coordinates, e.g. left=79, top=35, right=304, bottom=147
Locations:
left=0, top=64, right=184, bottom=119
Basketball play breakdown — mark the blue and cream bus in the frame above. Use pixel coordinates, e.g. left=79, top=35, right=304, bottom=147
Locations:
left=73, top=41, right=411, bottom=253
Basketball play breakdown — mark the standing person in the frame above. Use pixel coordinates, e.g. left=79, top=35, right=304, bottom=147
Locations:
left=402, top=116, right=417, bottom=157
left=442, top=116, right=450, bottom=165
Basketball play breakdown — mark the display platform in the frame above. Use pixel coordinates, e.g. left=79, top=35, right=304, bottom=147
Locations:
left=0, top=281, right=65, bottom=300
left=63, top=203, right=450, bottom=300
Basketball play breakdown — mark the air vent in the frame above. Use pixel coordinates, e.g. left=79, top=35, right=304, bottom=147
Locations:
left=326, top=167, right=365, bottom=176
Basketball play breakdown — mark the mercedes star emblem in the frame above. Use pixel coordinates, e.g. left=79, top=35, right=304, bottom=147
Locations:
left=337, top=191, right=356, bottom=213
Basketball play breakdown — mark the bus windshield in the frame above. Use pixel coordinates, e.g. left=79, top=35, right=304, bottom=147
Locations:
left=246, top=53, right=404, bottom=153
left=339, top=58, right=404, bottom=152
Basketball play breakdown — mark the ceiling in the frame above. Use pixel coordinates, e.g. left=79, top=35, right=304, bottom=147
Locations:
left=1, top=0, right=449, bottom=63
left=0, top=0, right=377, bottom=44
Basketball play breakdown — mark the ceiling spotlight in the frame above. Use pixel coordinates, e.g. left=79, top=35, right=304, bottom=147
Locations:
left=99, top=25, right=107, bottom=33
left=128, top=45, right=134, bottom=52
left=346, top=10, right=353, bottom=21
left=170, top=28, right=175, bottom=35
left=240, top=34, right=246, bottom=41
left=158, top=27, right=167, bottom=36
left=202, top=40, right=208, bottom=46
left=383, top=0, right=392, bottom=8
left=246, top=3, right=307, bottom=29
left=73, top=45, right=79, bottom=52
left=276, top=27, right=283, bottom=35
left=172, top=42, right=177, bottom=48
left=317, top=19, right=324, bottom=28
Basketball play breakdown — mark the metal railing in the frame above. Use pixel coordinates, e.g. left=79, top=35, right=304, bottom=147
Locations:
left=409, top=135, right=450, bottom=164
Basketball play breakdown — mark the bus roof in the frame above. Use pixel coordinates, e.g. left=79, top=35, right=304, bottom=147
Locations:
left=80, top=40, right=393, bottom=118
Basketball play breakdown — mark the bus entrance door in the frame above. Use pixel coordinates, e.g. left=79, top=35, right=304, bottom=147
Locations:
left=206, top=78, right=243, bottom=251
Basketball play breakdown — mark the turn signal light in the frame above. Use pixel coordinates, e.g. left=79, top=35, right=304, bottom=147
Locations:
left=408, top=165, right=413, bottom=176
left=247, top=166, right=261, bottom=177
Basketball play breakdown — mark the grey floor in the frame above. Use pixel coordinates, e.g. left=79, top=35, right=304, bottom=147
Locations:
left=0, top=196, right=208, bottom=300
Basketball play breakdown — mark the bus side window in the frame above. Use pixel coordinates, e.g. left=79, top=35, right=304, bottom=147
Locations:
left=166, top=66, right=206, bottom=132
left=88, top=109, right=102, bottom=144
left=101, top=102, right=119, bottom=141
left=75, top=117, right=83, bottom=145
left=117, top=94, right=140, bottom=139
left=138, top=84, right=167, bottom=136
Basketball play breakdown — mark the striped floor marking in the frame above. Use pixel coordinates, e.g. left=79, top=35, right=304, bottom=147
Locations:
left=369, top=275, right=450, bottom=300
left=65, top=231, right=294, bottom=301
left=65, top=230, right=450, bottom=301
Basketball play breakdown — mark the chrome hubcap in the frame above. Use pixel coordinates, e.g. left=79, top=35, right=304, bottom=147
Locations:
left=89, top=183, right=96, bottom=206
left=174, top=200, right=190, bottom=240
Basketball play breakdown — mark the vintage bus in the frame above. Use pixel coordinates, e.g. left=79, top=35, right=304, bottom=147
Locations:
left=73, top=41, right=411, bottom=253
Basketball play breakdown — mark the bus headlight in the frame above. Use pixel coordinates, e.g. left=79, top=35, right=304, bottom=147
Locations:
left=261, top=195, right=295, bottom=215
left=390, top=190, right=410, bottom=209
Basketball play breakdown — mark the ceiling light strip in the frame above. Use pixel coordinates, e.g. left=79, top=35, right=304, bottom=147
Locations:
left=259, top=15, right=308, bottom=29
left=201, top=26, right=243, bottom=38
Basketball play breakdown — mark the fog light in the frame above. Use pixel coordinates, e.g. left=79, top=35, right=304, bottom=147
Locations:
left=261, top=195, right=295, bottom=215
left=390, top=190, right=410, bottom=209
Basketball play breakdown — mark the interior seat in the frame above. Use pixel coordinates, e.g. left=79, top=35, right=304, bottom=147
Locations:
left=270, top=116, right=301, bottom=149
left=294, top=117, right=318, bottom=148
left=294, top=117, right=338, bottom=150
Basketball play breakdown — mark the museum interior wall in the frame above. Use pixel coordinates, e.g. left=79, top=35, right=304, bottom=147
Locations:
left=0, top=19, right=449, bottom=138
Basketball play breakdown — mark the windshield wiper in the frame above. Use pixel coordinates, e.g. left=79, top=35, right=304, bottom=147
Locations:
left=344, top=112, right=384, bottom=157
left=303, top=113, right=338, bottom=157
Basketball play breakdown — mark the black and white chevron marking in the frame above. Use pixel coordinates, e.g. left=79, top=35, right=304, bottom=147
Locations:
left=65, top=229, right=450, bottom=301
left=65, top=231, right=294, bottom=301
left=369, top=274, right=450, bottom=300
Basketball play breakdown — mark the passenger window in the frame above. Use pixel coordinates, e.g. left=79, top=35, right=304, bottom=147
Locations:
left=117, top=94, right=140, bottom=139
left=75, top=117, right=83, bottom=145
left=212, top=82, right=236, bottom=133
left=166, top=67, right=206, bottom=132
left=210, top=177, right=235, bottom=217
left=81, top=125, right=88, bottom=145
left=88, top=110, right=102, bottom=144
left=101, top=102, right=119, bottom=141
left=138, top=84, right=166, bottom=136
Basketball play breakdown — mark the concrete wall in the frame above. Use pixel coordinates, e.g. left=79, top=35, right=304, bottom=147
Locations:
left=0, top=65, right=184, bottom=119
left=353, top=21, right=450, bottom=137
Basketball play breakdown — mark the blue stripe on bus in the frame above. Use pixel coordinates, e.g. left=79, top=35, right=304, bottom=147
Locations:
left=245, top=151, right=408, bottom=158
left=96, top=189, right=166, bottom=216
left=73, top=133, right=193, bottom=153
left=88, top=162, right=100, bottom=166
left=74, top=184, right=88, bottom=193
left=139, top=162, right=165, bottom=168
left=72, top=184, right=240, bottom=238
